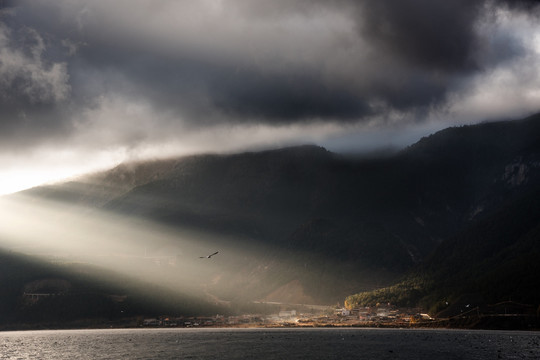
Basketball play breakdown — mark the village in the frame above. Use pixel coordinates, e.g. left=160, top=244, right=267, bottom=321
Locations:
left=140, top=304, right=434, bottom=328
left=138, top=300, right=539, bottom=330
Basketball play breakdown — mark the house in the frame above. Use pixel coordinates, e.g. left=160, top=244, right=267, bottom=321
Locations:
left=143, top=318, right=161, bottom=326
left=376, top=307, right=389, bottom=318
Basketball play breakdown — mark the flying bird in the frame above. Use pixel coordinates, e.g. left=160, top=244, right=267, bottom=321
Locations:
left=199, top=251, right=219, bottom=259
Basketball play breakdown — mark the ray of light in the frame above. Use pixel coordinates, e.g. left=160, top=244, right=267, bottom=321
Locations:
left=0, top=193, right=263, bottom=307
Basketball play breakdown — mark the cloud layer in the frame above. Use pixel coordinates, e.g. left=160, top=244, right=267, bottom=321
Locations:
left=1, top=0, right=540, bottom=192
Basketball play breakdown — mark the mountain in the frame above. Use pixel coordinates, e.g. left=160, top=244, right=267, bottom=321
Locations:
left=343, top=113, right=540, bottom=314
left=423, top=185, right=540, bottom=313
left=344, top=185, right=540, bottom=318
left=9, top=113, right=540, bottom=317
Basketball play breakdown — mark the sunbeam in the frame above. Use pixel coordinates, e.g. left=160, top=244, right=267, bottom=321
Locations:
left=0, top=193, right=268, bottom=313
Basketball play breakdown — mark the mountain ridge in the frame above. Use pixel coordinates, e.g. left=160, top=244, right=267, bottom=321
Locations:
left=9, top=113, right=540, bottom=310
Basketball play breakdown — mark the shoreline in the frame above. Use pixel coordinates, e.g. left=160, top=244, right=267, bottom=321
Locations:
left=1, top=316, right=538, bottom=333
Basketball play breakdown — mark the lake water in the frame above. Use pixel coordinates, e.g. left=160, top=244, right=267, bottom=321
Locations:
left=0, top=327, right=538, bottom=359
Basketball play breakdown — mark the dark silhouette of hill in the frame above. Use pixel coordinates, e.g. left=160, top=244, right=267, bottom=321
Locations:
left=345, top=184, right=540, bottom=317
left=343, top=114, right=540, bottom=312
left=12, top=113, right=540, bottom=313
left=424, top=185, right=540, bottom=314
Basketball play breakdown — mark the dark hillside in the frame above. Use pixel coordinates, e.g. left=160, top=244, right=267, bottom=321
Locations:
left=12, top=113, right=540, bottom=307
left=345, top=185, right=540, bottom=314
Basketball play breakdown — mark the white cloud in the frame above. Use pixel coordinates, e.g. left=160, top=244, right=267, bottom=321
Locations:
left=448, top=8, right=540, bottom=122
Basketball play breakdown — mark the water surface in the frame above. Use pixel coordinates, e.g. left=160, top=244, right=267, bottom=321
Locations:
left=0, top=327, right=538, bottom=359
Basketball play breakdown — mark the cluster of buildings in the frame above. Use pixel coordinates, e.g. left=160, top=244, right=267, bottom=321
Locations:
left=141, top=314, right=264, bottom=328
left=141, top=305, right=433, bottom=328
left=332, top=306, right=433, bottom=326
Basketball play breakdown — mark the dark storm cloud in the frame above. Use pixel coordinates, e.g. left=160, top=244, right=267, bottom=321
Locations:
left=67, top=0, right=519, bottom=122
left=112, top=55, right=372, bottom=123
left=0, top=0, right=539, bottom=194
left=23, top=0, right=373, bottom=125
left=0, top=0, right=539, bottom=151
left=353, top=0, right=539, bottom=71
left=355, top=0, right=484, bottom=72
left=210, top=70, right=371, bottom=121
left=498, top=0, right=540, bottom=10
left=115, top=1, right=536, bottom=122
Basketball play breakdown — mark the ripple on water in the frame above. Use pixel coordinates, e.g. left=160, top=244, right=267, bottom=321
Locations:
left=0, top=328, right=538, bottom=360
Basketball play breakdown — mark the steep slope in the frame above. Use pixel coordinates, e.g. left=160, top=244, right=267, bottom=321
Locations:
left=397, top=113, right=540, bottom=229
left=421, top=185, right=540, bottom=313
left=344, top=113, right=540, bottom=310
left=345, top=185, right=540, bottom=314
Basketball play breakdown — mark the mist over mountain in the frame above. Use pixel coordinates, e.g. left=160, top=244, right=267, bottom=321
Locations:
left=6, top=113, right=540, bottom=322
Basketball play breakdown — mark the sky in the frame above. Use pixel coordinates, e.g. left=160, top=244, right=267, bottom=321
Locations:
left=1, top=0, right=540, bottom=195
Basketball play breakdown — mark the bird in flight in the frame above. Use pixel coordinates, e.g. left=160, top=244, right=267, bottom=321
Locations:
left=199, top=251, right=219, bottom=259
